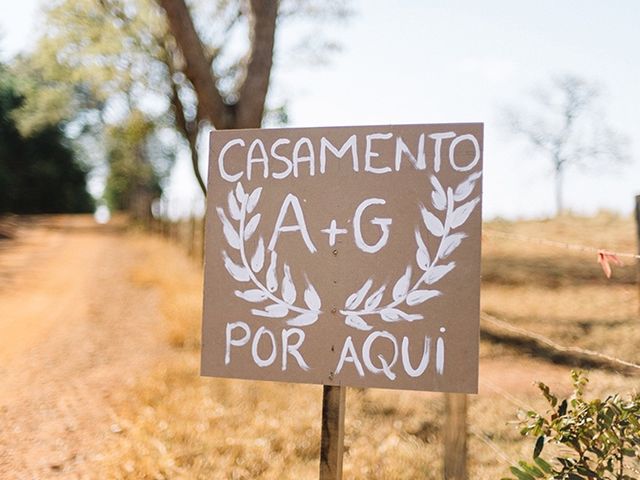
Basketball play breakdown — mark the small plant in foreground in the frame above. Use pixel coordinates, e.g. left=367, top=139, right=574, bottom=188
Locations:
left=506, top=370, right=640, bottom=480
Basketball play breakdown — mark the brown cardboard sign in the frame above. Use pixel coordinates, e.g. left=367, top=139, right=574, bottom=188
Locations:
left=202, top=123, right=483, bottom=393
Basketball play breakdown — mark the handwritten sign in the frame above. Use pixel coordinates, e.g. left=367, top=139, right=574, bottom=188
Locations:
left=202, top=124, right=483, bottom=393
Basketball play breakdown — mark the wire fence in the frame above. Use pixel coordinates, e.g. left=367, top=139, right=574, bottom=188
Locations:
left=481, top=312, right=640, bottom=372
left=484, top=228, right=640, bottom=259
left=151, top=214, right=640, bottom=375
left=151, top=213, right=640, bottom=475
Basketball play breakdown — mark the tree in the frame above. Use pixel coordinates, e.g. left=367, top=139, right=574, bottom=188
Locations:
left=0, top=65, right=94, bottom=214
left=103, top=110, right=166, bottom=217
left=504, top=75, right=629, bottom=215
left=157, top=0, right=277, bottom=131
left=12, top=0, right=178, bottom=218
left=20, top=0, right=348, bottom=202
left=156, top=0, right=350, bottom=194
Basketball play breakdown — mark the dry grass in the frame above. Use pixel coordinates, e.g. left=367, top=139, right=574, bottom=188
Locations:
left=482, top=212, right=639, bottom=362
left=128, top=234, right=202, bottom=350
left=98, top=213, right=639, bottom=479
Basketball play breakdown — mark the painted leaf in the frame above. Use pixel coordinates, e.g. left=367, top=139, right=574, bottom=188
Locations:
left=244, top=214, right=261, bottom=240
left=364, top=285, right=386, bottom=311
left=235, top=289, right=267, bottom=302
left=380, top=308, right=402, bottom=322
left=266, top=304, right=289, bottom=317
left=216, top=207, right=240, bottom=249
left=228, top=190, right=241, bottom=221
left=424, top=262, right=455, bottom=284
left=247, top=187, right=263, bottom=214
left=414, top=230, right=430, bottom=270
left=223, top=225, right=241, bottom=250
left=266, top=250, right=278, bottom=292
left=282, top=264, right=297, bottom=304
left=345, top=279, right=373, bottom=309
left=287, top=312, right=319, bottom=327
left=392, top=266, right=412, bottom=301
left=235, top=182, right=246, bottom=203
left=379, top=307, right=397, bottom=321
left=415, top=228, right=428, bottom=252
left=439, top=233, right=467, bottom=258
left=380, top=308, right=424, bottom=322
left=252, top=304, right=289, bottom=318
left=406, top=289, right=441, bottom=306
left=345, top=315, right=373, bottom=331
left=304, top=282, right=321, bottom=311
left=416, top=247, right=430, bottom=271
left=430, top=175, right=447, bottom=211
left=344, top=292, right=358, bottom=310
left=453, top=171, right=482, bottom=202
left=222, top=251, right=250, bottom=282
left=251, top=237, right=265, bottom=272
left=420, top=205, right=444, bottom=237
left=450, top=197, right=480, bottom=229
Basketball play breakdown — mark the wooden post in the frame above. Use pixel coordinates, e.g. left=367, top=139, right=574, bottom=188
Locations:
left=635, top=195, right=640, bottom=314
left=443, top=393, right=467, bottom=480
left=189, top=216, right=197, bottom=258
left=319, top=385, right=346, bottom=480
left=199, top=218, right=205, bottom=266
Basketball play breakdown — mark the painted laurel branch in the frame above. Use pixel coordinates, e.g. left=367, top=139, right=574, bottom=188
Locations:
left=218, top=182, right=322, bottom=327
left=340, top=171, right=482, bottom=331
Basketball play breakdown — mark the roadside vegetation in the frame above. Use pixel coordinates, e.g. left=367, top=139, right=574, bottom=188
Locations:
left=96, top=213, right=638, bottom=479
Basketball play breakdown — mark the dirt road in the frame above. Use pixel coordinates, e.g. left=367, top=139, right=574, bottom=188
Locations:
left=0, top=217, right=170, bottom=479
left=0, top=216, right=602, bottom=480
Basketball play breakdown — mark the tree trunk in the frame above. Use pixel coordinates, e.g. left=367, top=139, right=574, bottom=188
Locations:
left=157, top=0, right=278, bottom=131
left=555, top=164, right=564, bottom=216
left=157, top=0, right=233, bottom=129
left=157, top=0, right=279, bottom=195
left=235, top=0, right=278, bottom=128
left=170, top=78, right=207, bottom=195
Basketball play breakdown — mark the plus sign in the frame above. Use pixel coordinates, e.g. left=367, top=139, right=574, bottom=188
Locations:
left=321, top=219, right=348, bottom=247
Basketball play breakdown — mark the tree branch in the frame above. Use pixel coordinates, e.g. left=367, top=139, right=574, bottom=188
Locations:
left=157, top=0, right=233, bottom=129
left=235, top=0, right=278, bottom=128
left=170, top=79, right=206, bottom=196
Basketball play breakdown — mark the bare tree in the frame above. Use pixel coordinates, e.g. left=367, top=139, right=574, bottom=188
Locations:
left=504, top=75, right=629, bottom=215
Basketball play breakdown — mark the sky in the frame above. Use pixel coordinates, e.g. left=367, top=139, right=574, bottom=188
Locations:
left=1, top=0, right=639, bottom=220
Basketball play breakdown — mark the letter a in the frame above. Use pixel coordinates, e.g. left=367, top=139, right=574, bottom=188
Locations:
left=268, top=193, right=317, bottom=253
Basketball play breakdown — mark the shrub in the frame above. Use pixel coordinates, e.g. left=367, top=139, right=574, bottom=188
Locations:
left=507, top=371, right=640, bottom=480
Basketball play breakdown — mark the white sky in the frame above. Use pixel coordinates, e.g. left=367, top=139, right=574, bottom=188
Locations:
left=1, top=0, right=639, bottom=219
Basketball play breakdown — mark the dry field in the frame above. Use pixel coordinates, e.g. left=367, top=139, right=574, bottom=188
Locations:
left=0, top=213, right=637, bottom=479
left=97, top=213, right=638, bottom=479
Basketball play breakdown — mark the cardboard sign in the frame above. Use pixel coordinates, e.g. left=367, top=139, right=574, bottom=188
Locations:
left=202, top=123, right=483, bottom=393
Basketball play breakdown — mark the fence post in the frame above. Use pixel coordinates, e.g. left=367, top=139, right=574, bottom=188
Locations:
left=319, top=385, right=346, bottom=480
left=199, top=218, right=205, bottom=266
left=189, top=216, right=196, bottom=258
left=635, top=195, right=640, bottom=314
left=443, top=393, right=467, bottom=480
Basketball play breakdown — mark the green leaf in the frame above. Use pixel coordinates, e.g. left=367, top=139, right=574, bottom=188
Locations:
left=518, top=461, right=545, bottom=478
left=567, top=474, right=586, bottom=480
left=509, top=467, right=536, bottom=480
left=533, top=457, right=552, bottom=474
left=558, top=399, right=567, bottom=416
left=533, top=436, right=544, bottom=458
